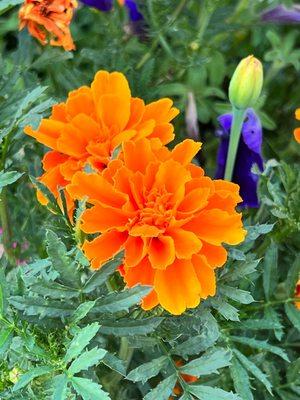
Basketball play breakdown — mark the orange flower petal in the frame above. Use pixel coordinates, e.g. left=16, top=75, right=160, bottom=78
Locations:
left=91, top=71, right=131, bottom=104
left=167, top=228, right=202, bottom=259
left=97, top=94, right=130, bottom=132
left=148, top=235, right=175, bottom=269
left=171, top=139, right=202, bottom=165
left=184, top=209, right=246, bottom=246
left=200, top=241, right=228, bottom=268
left=123, top=139, right=156, bottom=173
left=81, top=204, right=131, bottom=233
left=294, top=128, right=300, bottom=143
left=124, top=236, right=147, bottom=267
left=154, top=259, right=201, bottom=315
left=82, top=230, right=127, bottom=269
left=177, top=188, right=210, bottom=214
left=192, top=254, right=216, bottom=298
left=130, top=225, right=162, bottom=237
left=67, top=172, right=128, bottom=208
left=42, top=151, right=68, bottom=171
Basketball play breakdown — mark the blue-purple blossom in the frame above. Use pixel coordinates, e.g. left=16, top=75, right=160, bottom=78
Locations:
left=261, top=5, right=300, bottom=24
left=123, top=0, right=143, bottom=22
left=80, top=0, right=113, bottom=11
left=215, top=109, right=264, bottom=208
left=80, top=0, right=144, bottom=24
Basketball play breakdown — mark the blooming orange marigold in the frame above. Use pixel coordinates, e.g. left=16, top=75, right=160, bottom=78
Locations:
left=295, top=279, right=300, bottom=310
left=294, top=108, right=300, bottom=143
left=67, top=137, right=246, bottom=315
left=19, top=0, right=77, bottom=51
left=24, top=70, right=178, bottom=208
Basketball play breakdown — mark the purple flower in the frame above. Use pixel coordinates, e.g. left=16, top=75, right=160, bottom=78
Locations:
left=80, top=0, right=113, bottom=11
left=123, top=0, right=143, bottom=22
left=215, top=109, right=264, bottom=208
left=261, top=5, right=300, bottom=24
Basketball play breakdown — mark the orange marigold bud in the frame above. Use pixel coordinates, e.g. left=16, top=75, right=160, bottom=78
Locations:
left=19, top=0, right=78, bottom=51
left=229, top=55, right=263, bottom=110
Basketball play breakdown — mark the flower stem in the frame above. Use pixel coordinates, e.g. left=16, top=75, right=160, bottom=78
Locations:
left=224, top=107, right=246, bottom=181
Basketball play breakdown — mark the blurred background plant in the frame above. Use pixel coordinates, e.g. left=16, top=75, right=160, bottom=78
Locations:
left=0, top=0, right=299, bottom=399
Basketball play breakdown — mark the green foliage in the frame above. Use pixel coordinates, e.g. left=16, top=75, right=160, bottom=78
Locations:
left=0, top=1, right=299, bottom=399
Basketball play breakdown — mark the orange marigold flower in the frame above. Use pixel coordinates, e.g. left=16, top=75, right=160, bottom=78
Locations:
left=294, top=108, right=300, bottom=143
left=68, top=138, right=246, bottom=315
left=19, top=0, right=78, bottom=51
left=24, top=70, right=179, bottom=208
left=295, top=279, right=300, bottom=310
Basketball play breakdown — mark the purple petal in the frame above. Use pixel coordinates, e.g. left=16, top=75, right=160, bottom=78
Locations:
left=261, top=5, right=300, bottom=24
left=124, top=0, right=143, bottom=22
left=80, top=0, right=113, bottom=11
left=215, top=109, right=264, bottom=208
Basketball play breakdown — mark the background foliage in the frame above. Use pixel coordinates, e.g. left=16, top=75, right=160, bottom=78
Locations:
left=0, top=0, right=299, bottom=399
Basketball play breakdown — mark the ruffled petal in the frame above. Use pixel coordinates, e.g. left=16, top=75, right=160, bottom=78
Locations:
left=167, top=228, right=202, bottom=259
left=82, top=230, right=127, bottom=269
left=148, top=235, right=175, bottom=269
left=154, top=259, right=201, bottom=315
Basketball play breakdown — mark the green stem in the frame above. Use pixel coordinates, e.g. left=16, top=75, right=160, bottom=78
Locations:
left=136, top=0, right=187, bottom=70
left=244, top=297, right=298, bottom=312
left=0, top=189, right=15, bottom=264
left=224, top=107, right=246, bottom=181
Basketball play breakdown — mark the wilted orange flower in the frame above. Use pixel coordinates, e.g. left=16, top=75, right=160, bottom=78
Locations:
left=294, top=109, right=300, bottom=143
left=19, top=0, right=77, bottom=51
left=68, top=138, right=246, bottom=315
left=24, top=70, right=178, bottom=209
left=171, top=360, right=198, bottom=397
left=295, top=280, right=300, bottom=310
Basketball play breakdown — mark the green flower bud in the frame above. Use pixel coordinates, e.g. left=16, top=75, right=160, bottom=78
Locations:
left=229, top=55, right=263, bottom=110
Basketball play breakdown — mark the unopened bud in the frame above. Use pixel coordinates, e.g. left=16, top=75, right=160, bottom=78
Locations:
left=229, top=55, right=263, bottom=110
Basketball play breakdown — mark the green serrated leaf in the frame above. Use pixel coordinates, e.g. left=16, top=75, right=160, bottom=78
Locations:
left=210, top=298, right=240, bottom=321
left=265, top=307, right=284, bottom=340
left=244, top=224, right=274, bottom=242
left=69, top=347, right=107, bottom=375
left=46, top=230, right=79, bottom=287
left=180, top=347, right=232, bottom=376
left=220, top=285, right=254, bottom=304
left=189, top=385, right=241, bottom=400
left=52, top=374, right=68, bottom=400
left=230, top=357, right=253, bottom=400
left=29, top=176, right=59, bottom=211
left=9, top=295, right=74, bottom=318
left=286, top=256, right=300, bottom=296
left=100, top=317, right=163, bottom=336
left=144, top=374, right=177, bottom=400
left=93, top=286, right=152, bottom=313
left=71, top=377, right=110, bottom=400
left=263, top=241, right=278, bottom=300
left=285, top=303, right=300, bottom=332
left=64, top=322, right=100, bottom=363
left=31, top=280, right=79, bottom=299
left=0, top=0, right=23, bottom=14
left=0, top=170, right=23, bottom=191
left=172, top=312, right=219, bottom=357
left=127, top=356, right=169, bottom=384
left=70, top=300, right=96, bottom=325
left=0, top=326, right=13, bottom=356
left=239, top=317, right=282, bottom=331
left=13, top=366, right=54, bottom=391
left=222, top=259, right=261, bottom=282
left=233, top=349, right=272, bottom=394
left=230, top=336, right=289, bottom=361
left=82, top=252, right=124, bottom=294
left=102, top=352, right=127, bottom=376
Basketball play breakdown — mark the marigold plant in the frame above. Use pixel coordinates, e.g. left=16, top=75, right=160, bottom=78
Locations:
left=24, top=70, right=178, bottom=209
left=19, top=0, right=78, bottom=51
left=294, top=108, right=300, bottom=143
left=68, top=138, right=246, bottom=315
left=295, top=279, right=300, bottom=310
